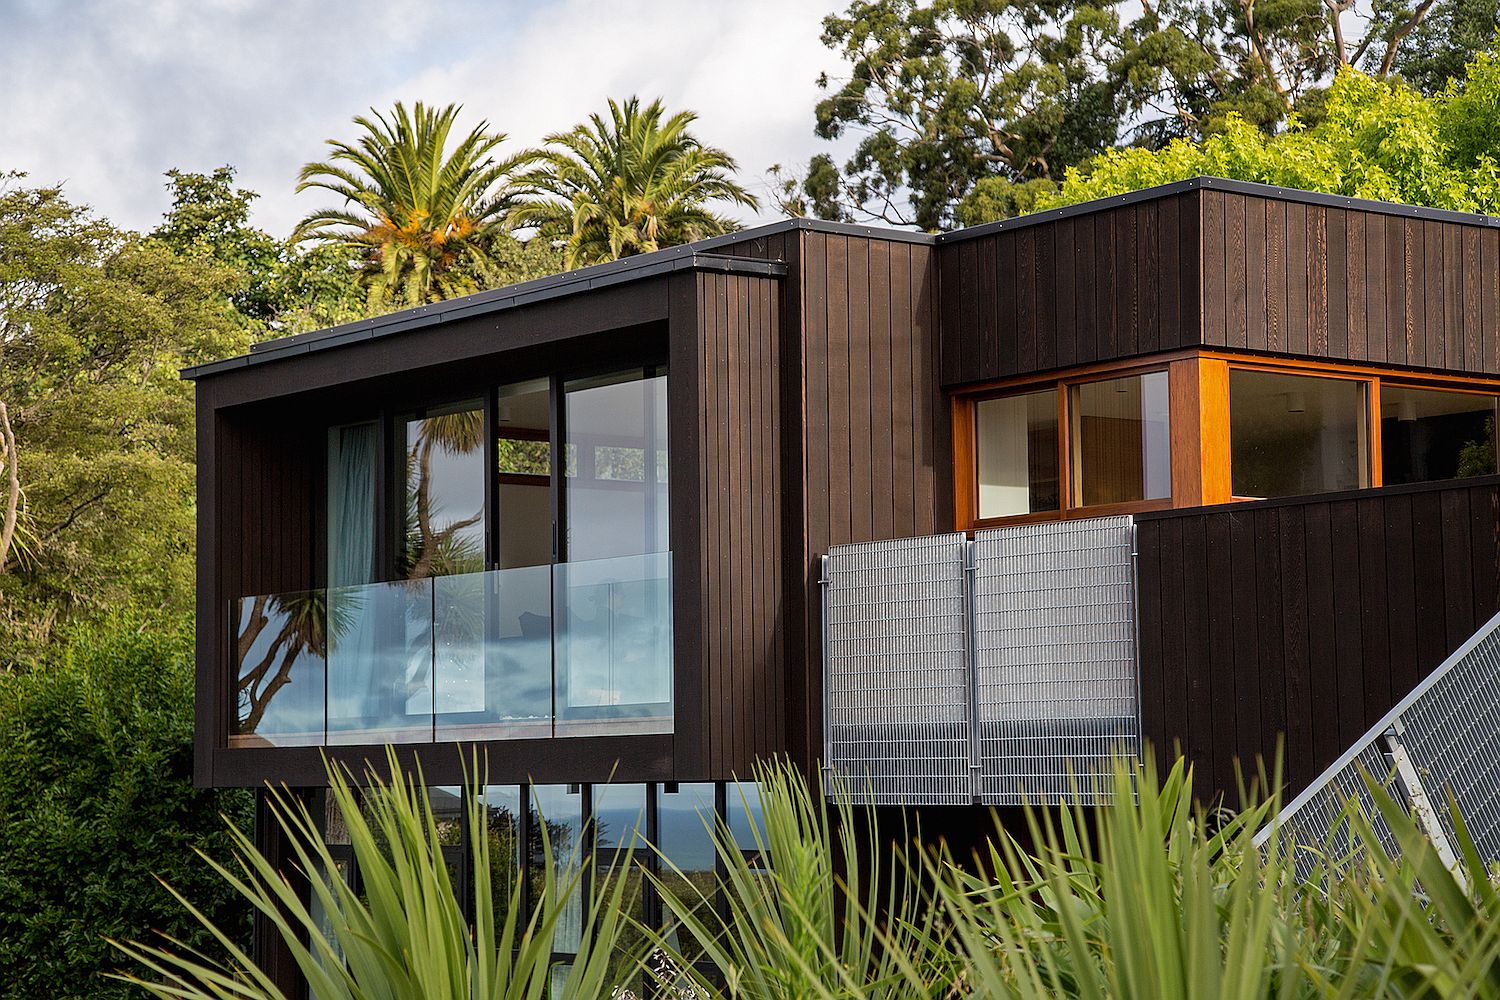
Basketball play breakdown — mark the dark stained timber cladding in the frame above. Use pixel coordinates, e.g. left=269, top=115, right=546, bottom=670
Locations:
left=941, top=193, right=1201, bottom=383
left=1137, top=478, right=1500, bottom=806
left=692, top=271, right=784, bottom=778
left=1200, top=193, right=1500, bottom=375
left=797, top=232, right=946, bottom=770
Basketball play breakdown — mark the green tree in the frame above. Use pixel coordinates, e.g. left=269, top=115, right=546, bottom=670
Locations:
left=154, top=165, right=377, bottom=336
left=294, top=101, right=533, bottom=308
left=153, top=166, right=285, bottom=324
left=0, top=176, right=246, bottom=659
left=790, top=0, right=1486, bottom=228
left=0, top=615, right=252, bottom=1000
left=510, top=96, right=758, bottom=268
left=1393, top=4, right=1500, bottom=95
left=790, top=0, right=1128, bottom=231
left=1040, top=58, right=1500, bottom=215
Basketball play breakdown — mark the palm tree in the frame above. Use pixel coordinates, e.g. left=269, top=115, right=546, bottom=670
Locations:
left=511, top=96, right=759, bottom=268
left=294, top=101, right=526, bottom=307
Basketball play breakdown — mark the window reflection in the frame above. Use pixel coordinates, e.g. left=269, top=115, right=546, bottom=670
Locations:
left=496, top=379, right=553, bottom=570
left=975, top=389, right=1059, bottom=519
left=1382, top=385, right=1497, bottom=485
left=657, top=783, right=717, bottom=969
left=1071, top=372, right=1171, bottom=506
left=1230, top=371, right=1367, bottom=499
left=564, top=370, right=668, bottom=561
left=530, top=785, right=584, bottom=955
left=592, top=783, right=648, bottom=853
left=401, top=401, right=486, bottom=580
left=231, top=591, right=327, bottom=746
left=483, top=785, right=523, bottom=930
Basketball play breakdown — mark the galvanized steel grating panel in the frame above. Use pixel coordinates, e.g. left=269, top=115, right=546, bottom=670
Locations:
left=823, top=533, right=972, bottom=805
left=1389, top=625, right=1500, bottom=862
left=1276, top=741, right=1402, bottom=883
left=972, top=516, right=1140, bottom=806
left=1267, top=611, right=1500, bottom=876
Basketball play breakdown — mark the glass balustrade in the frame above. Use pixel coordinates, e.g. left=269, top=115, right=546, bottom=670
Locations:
left=228, top=554, right=673, bottom=747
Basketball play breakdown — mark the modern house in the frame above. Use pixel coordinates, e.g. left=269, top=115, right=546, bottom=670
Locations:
left=186, top=176, right=1500, bottom=992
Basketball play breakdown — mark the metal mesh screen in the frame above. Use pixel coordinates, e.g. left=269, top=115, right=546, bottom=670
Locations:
left=971, top=516, right=1140, bottom=805
left=1397, top=625, right=1500, bottom=863
left=822, top=533, right=972, bottom=804
left=1274, top=741, right=1402, bottom=883
left=1267, top=611, right=1500, bottom=875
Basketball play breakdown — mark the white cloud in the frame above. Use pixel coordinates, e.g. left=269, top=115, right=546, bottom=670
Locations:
left=1, top=0, right=852, bottom=238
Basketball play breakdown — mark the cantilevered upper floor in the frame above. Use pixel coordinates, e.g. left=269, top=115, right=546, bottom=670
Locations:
left=186, top=177, right=1500, bottom=796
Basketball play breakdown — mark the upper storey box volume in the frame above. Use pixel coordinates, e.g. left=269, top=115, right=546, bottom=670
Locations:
left=183, top=177, right=1500, bottom=790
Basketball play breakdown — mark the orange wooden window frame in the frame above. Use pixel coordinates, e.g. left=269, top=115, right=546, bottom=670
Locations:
left=954, top=349, right=1500, bottom=531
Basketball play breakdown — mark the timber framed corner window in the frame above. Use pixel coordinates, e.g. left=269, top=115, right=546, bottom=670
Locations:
left=963, top=364, right=1173, bottom=528
left=1228, top=369, right=1368, bottom=499
left=1224, top=359, right=1500, bottom=500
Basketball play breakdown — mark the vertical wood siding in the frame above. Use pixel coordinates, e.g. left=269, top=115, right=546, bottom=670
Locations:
left=198, top=403, right=319, bottom=779
left=1201, top=190, right=1500, bottom=374
left=939, top=193, right=1201, bottom=385
left=1136, top=479, right=1500, bottom=803
left=676, top=269, right=786, bottom=779
left=712, top=229, right=947, bottom=771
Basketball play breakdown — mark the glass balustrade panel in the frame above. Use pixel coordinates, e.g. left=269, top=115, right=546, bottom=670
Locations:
left=433, top=565, right=553, bottom=742
left=326, top=579, right=435, bottom=745
left=231, top=590, right=327, bottom=747
left=553, top=551, right=673, bottom=737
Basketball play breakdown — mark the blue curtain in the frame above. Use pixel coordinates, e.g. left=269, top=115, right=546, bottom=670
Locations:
left=328, top=422, right=377, bottom=588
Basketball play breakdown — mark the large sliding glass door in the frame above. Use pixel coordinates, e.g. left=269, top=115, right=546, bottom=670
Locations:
left=556, top=370, right=672, bottom=736
left=300, top=367, right=672, bottom=749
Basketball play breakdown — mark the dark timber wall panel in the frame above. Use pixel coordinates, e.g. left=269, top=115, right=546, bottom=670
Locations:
left=799, top=231, right=948, bottom=769
left=1136, top=478, right=1500, bottom=804
left=1202, top=190, right=1500, bottom=373
left=197, top=403, right=319, bottom=781
left=940, top=192, right=1201, bottom=386
left=713, top=229, right=948, bottom=769
left=682, top=270, right=785, bottom=779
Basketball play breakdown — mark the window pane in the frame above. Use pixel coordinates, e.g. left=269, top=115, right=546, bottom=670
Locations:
left=564, top=371, right=668, bottom=561
left=1381, top=386, right=1497, bottom=485
left=530, top=785, right=584, bottom=954
left=1071, top=372, right=1171, bottom=506
left=496, top=379, right=552, bottom=570
left=429, top=786, right=465, bottom=848
left=975, top=389, right=1059, bottom=518
left=726, top=781, right=764, bottom=852
left=401, top=401, right=486, bottom=580
left=592, top=783, right=647, bottom=853
left=657, top=783, right=716, bottom=872
left=482, top=785, right=523, bottom=929
left=657, top=783, right=718, bottom=971
left=1230, top=371, right=1367, bottom=499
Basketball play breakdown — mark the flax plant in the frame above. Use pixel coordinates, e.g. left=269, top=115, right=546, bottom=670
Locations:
left=928, top=755, right=1322, bottom=999
left=646, top=760, right=954, bottom=1000
left=111, top=748, right=641, bottom=999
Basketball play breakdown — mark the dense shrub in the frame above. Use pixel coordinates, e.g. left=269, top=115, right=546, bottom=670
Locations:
left=0, top=615, right=252, bottom=999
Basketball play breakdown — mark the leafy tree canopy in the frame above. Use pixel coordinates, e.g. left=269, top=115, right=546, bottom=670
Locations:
left=782, top=0, right=1496, bottom=229
left=0, top=615, right=251, bottom=999
left=0, top=176, right=249, bottom=658
left=1039, top=57, right=1500, bottom=214
left=511, top=96, right=758, bottom=268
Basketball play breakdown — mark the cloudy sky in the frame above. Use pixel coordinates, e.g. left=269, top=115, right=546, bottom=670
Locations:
left=2, top=0, right=851, bottom=237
